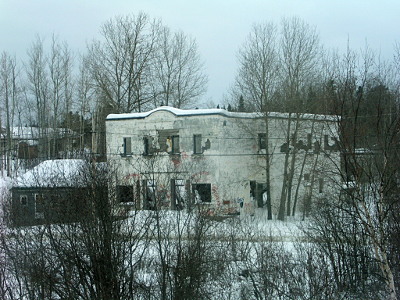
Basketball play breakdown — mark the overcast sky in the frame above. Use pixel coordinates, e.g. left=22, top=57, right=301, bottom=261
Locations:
left=1, top=0, right=399, bottom=106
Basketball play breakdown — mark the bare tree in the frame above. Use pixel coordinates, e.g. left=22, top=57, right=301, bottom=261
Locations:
left=232, top=22, right=279, bottom=219
left=0, top=52, right=18, bottom=176
left=151, top=27, right=207, bottom=108
left=88, top=13, right=160, bottom=114
left=232, top=19, right=321, bottom=220
left=26, top=36, right=50, bottom=159
left=48, top=35, right=74, bottom=158
left=309, top=44, right=400, bottom=299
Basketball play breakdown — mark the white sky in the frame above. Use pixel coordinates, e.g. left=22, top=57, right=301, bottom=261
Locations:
left=1, top=0, right=399, bottom=106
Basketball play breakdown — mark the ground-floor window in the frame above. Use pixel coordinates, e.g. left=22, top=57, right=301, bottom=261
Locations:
left=192, top=183, right=211, bottom=203
left=171, top=179, right=187, bottom=209
left=117, top=185, right=134, bottom=203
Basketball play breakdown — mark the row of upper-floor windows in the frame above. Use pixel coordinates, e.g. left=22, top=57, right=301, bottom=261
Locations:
left=122, top=134, right=204, bottom=156
left=121, top=132, right=338, bottom=156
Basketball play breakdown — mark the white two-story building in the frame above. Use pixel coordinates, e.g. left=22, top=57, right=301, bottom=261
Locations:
left=106, top=106, right=340, bottom=218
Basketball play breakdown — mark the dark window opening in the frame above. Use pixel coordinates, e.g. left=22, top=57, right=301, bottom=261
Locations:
left=171, top=179, right=187, bottom=210
left=143, top=180, right=157, bottom=210
left=35, top=193, right=45, bottom=219
left=158, top=130, right=179, bottom=154
left=171, top=135, right=180, bottom=154
left=143, top=136, right=154, bottom=155
left=193, top=134, right=202, bottom=154
left=192, top=183, right=211, bottom=203
left=319, top=178, right=324, bottom=193
left=258, top=133, right=266, bottom=150
left=250, top=181, right=267, bottom=208
left=20, top=195, right=28, bottom=206
left=123, top=137, right=132, bottom=156
left=117, top=185, right=134, bottom=203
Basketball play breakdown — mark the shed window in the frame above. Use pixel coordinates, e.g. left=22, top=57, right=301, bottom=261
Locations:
left=35, top=193, right=45, bottom=219
left=258, top=133, right=266, bottom=150
left=20, top=195, right=28, bottom=206
left=193, top=134, right=202, bottom=154
left=123, top=137, right=132, bottom=156
left=192, top=183, right=211, bottom=203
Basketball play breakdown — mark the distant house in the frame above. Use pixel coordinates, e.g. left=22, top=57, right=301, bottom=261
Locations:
left=10, top=159, right=90, bottom=226
left=0, top=126, right=80, bottom=160
left=106, top=106, right=340, bottom=217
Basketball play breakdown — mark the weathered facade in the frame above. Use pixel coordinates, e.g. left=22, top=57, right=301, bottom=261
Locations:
left=106, top=106, right=340, bottom=218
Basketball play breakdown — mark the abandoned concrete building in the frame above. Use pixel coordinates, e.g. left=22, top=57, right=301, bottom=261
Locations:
left=106, top=106, right=340, bottom=217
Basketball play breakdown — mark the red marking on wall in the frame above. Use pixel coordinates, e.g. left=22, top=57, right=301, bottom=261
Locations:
left=124, top=173, right=140, bottom=180
left=212, top=185, right=220, bottom=205
left=172, top=158, right=181, bottom=167
left=191, top=171, right=209, bottom=181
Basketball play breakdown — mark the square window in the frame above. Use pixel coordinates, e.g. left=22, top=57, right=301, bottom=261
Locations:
left=192, top=183, right=211, bottom=203
left=117, top=185, right=134, bottom=203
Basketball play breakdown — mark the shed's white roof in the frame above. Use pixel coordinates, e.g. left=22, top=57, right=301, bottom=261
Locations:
left=13, top=159, right=86, bottom=188
left=106, top=106, right=339, bottom=121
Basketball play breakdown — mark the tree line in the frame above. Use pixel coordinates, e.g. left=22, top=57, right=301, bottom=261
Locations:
left=0, top=12, right=208, bottom=170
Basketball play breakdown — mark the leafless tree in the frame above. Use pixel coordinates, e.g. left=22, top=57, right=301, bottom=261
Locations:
left=87, top=13, right=161, bottom=114
left=25, top=35, right=50, bottom=159
left=1, top=158, right=154, bottom=299
left=232, top=18, right=321, bottom=220
left=151, top=27, right=207, bottom=108
left=307, top=44, right=400, bottom=299
left=231, top=22, right=279, bottom=219
left=48, top=35, right=74, bottom=157
left=0, top=52, right=18, bottom=176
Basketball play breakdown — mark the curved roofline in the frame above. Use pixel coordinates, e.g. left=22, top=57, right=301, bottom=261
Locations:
left=106, top=106, right=339, bottom=121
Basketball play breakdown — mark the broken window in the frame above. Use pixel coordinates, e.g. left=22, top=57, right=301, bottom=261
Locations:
left=250, top=181, right=267, bottom=208
left=193, top=134, right=202, bottom=154
left=123, top=137, right=132, bottom=156
left=117, top=185, right=134, bottom=203
left=158, top=130, right=180, bottom=154
left=143, top=180, right=157, bottom=210
left=192, top=183, right=211, bottom=203
left=258, top=133, right=266, bottom=150
left=324, top=135, right=339, bottom=151
left=171, top=179, right=187, bottom=210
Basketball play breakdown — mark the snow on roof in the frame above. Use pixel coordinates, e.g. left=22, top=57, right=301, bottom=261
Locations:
left=0, top=127, right=78, bottom=140
left=106, top=106, right=339, bottom=122
left=13, top=159, right=86, bottom=188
